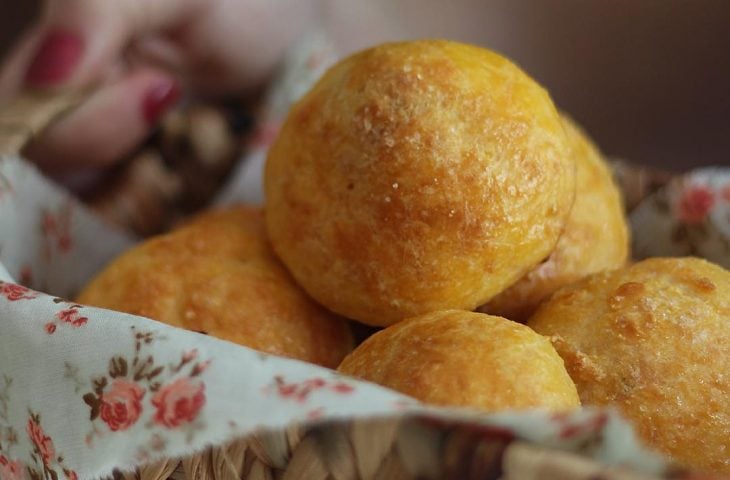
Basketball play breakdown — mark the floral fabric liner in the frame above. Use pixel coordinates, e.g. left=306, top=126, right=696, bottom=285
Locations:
left=1, top=33, right=729, bottom=479
left=631, top=167, right=730, bottom=267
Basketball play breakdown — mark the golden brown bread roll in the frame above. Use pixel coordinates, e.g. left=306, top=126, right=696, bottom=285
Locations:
left=481, top=114, right=630, bottom=321
left=528, top=257, right=730, bottom=473
left=77, top=206, right=353, bottom=368
left=339, top=310, right=580, bottom=412
left=265, top=40, right=575, bottom=326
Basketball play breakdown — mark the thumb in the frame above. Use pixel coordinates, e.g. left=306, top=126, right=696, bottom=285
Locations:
left=22, top=0, right=209, bottom=89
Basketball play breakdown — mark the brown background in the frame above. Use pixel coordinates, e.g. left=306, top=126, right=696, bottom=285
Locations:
left=2, top=0, right=729, bottom=171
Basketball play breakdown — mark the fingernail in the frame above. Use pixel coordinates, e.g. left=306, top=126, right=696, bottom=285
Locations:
left=142, top=80, right=181, bottom=125
left=25, top=30, right=85, bottom=87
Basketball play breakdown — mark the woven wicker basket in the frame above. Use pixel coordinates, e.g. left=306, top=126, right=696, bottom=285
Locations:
left=102, top=416, right=678, bottom=480
left=3, top=92, right=721, bottom=480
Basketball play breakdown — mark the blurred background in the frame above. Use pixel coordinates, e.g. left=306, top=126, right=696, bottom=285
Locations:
left=2, top=0, right=729, bottom=171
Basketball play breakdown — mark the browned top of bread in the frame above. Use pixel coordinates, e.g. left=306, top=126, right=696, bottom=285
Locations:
left=482, top=114, right=629, bottom=321
left=339, top=310, right=580, bottom=412
left=265, top=40, right=575, bottom=326
left=529, top=257, right=730, bottom=473
left=77, top=206, right=353, bottom=368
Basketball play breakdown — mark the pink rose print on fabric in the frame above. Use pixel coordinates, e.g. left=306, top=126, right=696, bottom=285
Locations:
left=25, top=412, right=78, bottom=480
left=56, top=306, right=88, bottom=327
left=1, top=388, right=76, bottom=480
left=265, top=376, right=355, bottom=403
left=40, top=202, right=74, bottom=261
left=151, top=378, right=206, bottom=429
left=26, top=416, right=55, bottom=466
left=634, top=173, right=730, bottom=267
left=44, top=300, right=89, bottom=334
left=306, top=407, right=326, bottom=420
left=0, top=282, right=38, bottom=301
left=99, top=380, right=145, bottom=432
left=81, top=328, right=211, bottom=446
left=676, top=185, right=715, bottom=225
left=551, top=411, right=609, bottom=440
left=0, top=455, right=24, bottom=480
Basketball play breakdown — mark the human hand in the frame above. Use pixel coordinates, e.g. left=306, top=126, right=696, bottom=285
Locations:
left=0, top=0, right=320, bottom=170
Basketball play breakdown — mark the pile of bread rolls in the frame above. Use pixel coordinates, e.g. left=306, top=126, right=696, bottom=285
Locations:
left=77, top=40, right=729, bottom=474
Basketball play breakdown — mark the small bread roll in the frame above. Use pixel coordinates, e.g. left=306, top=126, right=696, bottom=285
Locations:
left=481, top=115, right=629, bottom=321
left=339, top=310, right=580, bottom=412
left=265, top=40, right=574, bottom=326
left=77, top=206, right=353, bottom=368
left=529, top=258, right=730, bottom=473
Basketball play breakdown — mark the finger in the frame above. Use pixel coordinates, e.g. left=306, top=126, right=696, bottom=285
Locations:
left=25, top=67, right=181, bottom=170
left=171, top=0, right=321, bottom=94
left=23, top=0, right=210, bottom=89
left=126, top=36, right=187, bottom=74
left=0, top=25, right=44, bottom=100
left=0, top=23, right=121, bottom=101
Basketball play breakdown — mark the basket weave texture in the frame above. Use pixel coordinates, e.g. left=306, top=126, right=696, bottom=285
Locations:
left=107, top=417, right=677, bottom=480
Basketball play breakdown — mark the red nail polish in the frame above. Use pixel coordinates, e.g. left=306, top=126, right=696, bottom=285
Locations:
left=25, top=30, right=85, bottom=87
left=142, top=81, right=181, bottom=125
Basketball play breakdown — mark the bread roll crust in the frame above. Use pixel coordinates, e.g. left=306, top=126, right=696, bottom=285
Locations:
left=482, top=115, right=629, bottom=321
left=77, top=206, right=353, bottom=368
left=265, top=40, right=574, bottom=326
left=339, top=310, right=580, bottom=412
left=529, top=257, right=730, bottom=473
